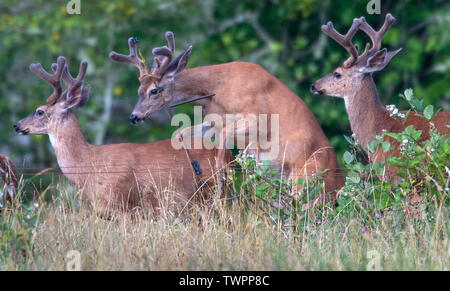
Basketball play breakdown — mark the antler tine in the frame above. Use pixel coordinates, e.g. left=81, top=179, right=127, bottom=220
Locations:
left=77, top=84, right=91, bottom=108
left=321, top=18, right=362, bottom=68
left=359, top=13, right=396, bottom=54
left=150, top=31, right=176, bottom=81
left=109, top=37, right=139, bottom=64
left=151, top=31, right=175, bottom=59
left=53, top=60, right=89, bottom=101
left=66, top=61, right=88, bottom=98
left=109, top=37, right=150, bottom=79
left=165, top=31, right=175, bottom=53
left=62, top=61, right=88, bottom=85
left=61, top=64, right=74, bottom=84
left=30, top=56, right=66, bottom=105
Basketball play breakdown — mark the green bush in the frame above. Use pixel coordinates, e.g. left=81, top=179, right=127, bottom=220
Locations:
left=0, top=191, right=39, bottom=267
left=231, top=89, right=449, bottom=231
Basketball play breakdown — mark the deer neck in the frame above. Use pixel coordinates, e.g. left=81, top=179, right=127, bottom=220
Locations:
left=346, top=75, right=389, bottom=147
left=170, top=66, right=225, bottom=108
left=48, top=113, right=90, bottom=176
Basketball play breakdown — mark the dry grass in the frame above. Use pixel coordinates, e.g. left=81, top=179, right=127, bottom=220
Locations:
left=0, top=176, right=448, bottom=271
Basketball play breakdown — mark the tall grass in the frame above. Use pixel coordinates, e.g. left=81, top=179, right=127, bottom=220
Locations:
left=0, top=173, right=448, bottom=271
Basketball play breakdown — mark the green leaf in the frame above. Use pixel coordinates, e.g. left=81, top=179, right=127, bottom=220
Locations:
left=384, top=132, right=403, bottom=141
left=381, top=141, right=391, bottom=152
left=367, top=141, right=378, bottom=153
left=386, top=156, right=404, bottom=167
left=404, top=88, right=414, bottom=101
left=343, top=151, right=354, bottom=164
left=417, top=99, right=424, bottom=111
left=348, top=171, right=361, bottom=184
left=256, top=183, right=271, bottom=197
left=424, top=105, right=434, bottom=120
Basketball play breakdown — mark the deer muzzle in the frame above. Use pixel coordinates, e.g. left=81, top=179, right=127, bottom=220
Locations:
left=13, top=122, right=29, bottom=135
left=310, top=83, right=324, bottom=95
left=129, top=114, right=144, bottom=125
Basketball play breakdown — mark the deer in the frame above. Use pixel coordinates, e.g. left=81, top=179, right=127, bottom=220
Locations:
left=310, top=13, right=449, bottom=179
left=109, top=32, right=345, bottom=205
left=0, top=154, right=19, bottom=206
left=13, top=56, right=227, bottom=221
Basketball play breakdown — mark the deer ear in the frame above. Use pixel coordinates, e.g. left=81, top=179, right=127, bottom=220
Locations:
left=166, top=46, right=192, bottom=78
left=360, top=48, right=402, bottom=73
left=64, top=85, right=90, bottom=110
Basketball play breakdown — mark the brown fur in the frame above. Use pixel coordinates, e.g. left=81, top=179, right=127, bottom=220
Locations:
left=312, top=35, right=449, bottom=179
left=16, top=111, right=226, bottom=219
left=131, top=61, right=344, bottom=202
left=15, top=56, right=229, bottom=219
left=345, top=77, right=449, bottom=177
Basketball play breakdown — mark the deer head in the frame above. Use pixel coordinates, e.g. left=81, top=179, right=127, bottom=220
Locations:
left=310, top=14, right=402, bottom=100
left=109, top=32, right=192, bottom=124
left=14, top=56, right=91, bottom=136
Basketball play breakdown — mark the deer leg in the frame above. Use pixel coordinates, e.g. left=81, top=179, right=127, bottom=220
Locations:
left=290, top=147, right=342, bottom=209
left=215, top=127, right=229, bottom=186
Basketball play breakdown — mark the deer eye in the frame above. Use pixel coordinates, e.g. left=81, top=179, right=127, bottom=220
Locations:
left=36, top=109, right=44, bottom=116
left=333, top=72, right=342, bottom=79
left=150, top=87, right=164, bottom=95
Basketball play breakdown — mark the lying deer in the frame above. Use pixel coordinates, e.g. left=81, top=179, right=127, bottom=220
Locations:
left=110, top=33, right=344, bottom=204
left=310, top=14, right=449, bottom=178
left=0, top=154, right=19, bottom=205
left=14, top=56, right=225, bottom=220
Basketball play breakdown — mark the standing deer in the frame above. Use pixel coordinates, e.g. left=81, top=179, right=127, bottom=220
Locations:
left=14, top=56, right=226, bottom=220
left=310, top=14, right=449, bottom=177
left=109, top=33, right=344, bottom=204
left=0, top=154, right=19, bottom=205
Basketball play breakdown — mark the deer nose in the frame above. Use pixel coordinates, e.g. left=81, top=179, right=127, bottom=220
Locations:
left=13, top=123, right=19, bottom=132
left=129, top=114, right=141, bottom=125
left=310, top=83, right=323, bottom=95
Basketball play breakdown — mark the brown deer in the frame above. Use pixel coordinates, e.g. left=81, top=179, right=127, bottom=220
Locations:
left=0, top=154, right=19, bottom=205
left=109, top=33, right=344, bottom=205
left=14, top=56, right=226, bottom=220
left=310, top=14, right=449, bottom=178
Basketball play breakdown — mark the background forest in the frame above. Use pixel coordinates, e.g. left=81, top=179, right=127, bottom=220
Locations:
left=0, top=0, right=449, bottom=179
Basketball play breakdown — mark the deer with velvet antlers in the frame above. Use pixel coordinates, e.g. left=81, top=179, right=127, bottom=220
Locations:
left=310, top=14, right=449, bottom=178
left=14, top=56, right=226, bottom=220
left=109, top=32, right=344, bottom=205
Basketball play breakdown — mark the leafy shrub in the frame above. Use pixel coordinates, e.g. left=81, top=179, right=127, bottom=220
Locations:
left=334, top=89, right=448, bottom=225
left=0, top=189, right=39, bottom=267
left=230, top=89, right=449, bottom=230
left=338, top=127, right=448, bottom=222
left=229, top=149, right=330, bottom=227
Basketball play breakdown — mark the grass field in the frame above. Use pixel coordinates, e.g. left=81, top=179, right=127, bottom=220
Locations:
left=1, top=173, right=448, bottom=271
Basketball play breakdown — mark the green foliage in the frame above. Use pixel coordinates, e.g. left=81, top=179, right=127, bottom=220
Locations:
left=337, top=90, right=449, bottom=226
left=338, top=126, right=449, bottom=224
left=231, top=88, right=449, bottom=231
left=231, top=150, right=330, bottom=226
left=0, top=194, right=39, bottom=267
left=399, top=88, right=440, bottom=121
